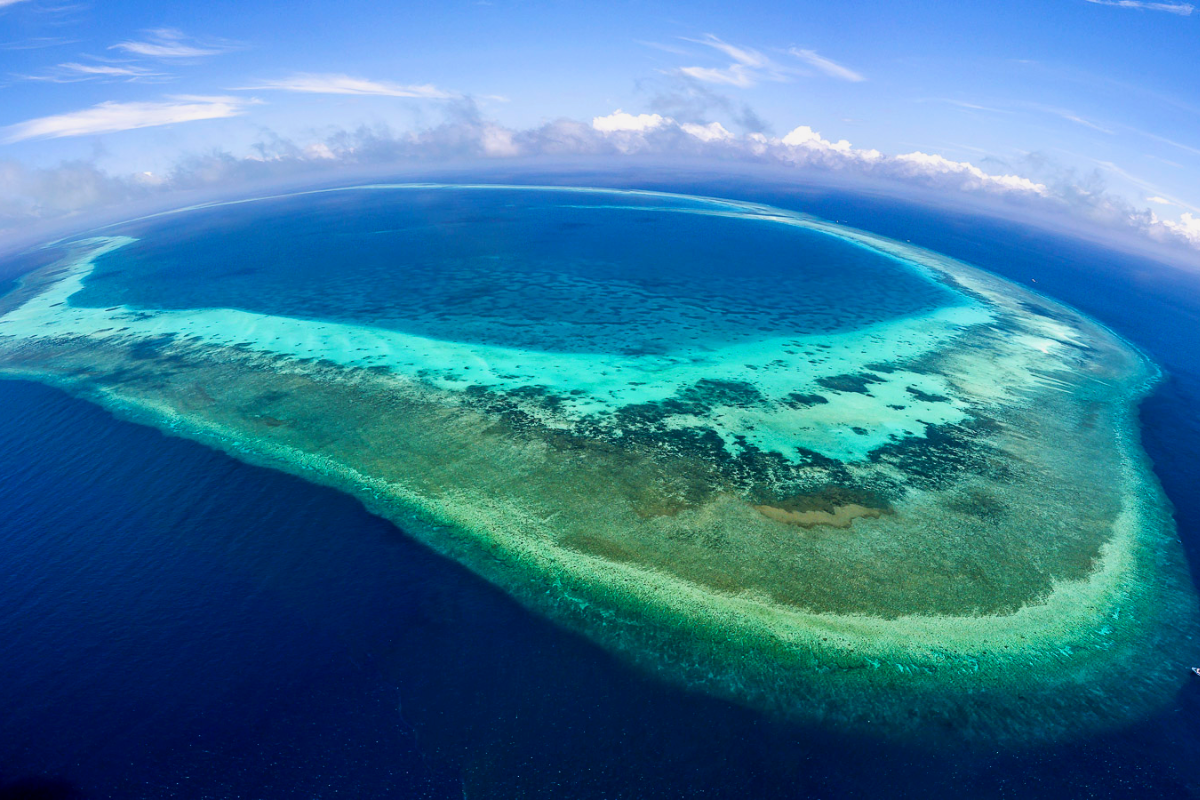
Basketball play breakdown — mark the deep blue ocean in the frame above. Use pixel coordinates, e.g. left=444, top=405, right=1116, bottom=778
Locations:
left=2, top=176, right=1200, bottom=798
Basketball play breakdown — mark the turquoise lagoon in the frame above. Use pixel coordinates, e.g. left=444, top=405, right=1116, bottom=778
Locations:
left=0, top=185, right=1193, bottom=743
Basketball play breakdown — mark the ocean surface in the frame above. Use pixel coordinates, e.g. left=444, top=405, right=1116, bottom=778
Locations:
left=70, top=188, right=955, bottom=355
left=2, top=176, right=1199, bottom=798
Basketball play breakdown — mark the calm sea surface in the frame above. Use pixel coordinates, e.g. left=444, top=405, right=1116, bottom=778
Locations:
left=70, top=187, right=954, bottom=354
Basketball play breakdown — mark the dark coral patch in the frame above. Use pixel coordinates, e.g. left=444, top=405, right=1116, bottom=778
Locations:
left=816, top=373, right=885, bottom=394
left=760, top=484, right=893, bottom=516
left=678, top=379, right=767, bottom=408
left=127, top=333, right=177, bottom=361
left=783, top=392, right=830, bottom=408
left=868, top=416, right=1009, bottom=490
left=905, top=386, right=951, bottom=403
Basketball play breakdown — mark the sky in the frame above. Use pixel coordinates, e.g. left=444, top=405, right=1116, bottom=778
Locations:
left=1, top=0, right=1199, bottom=254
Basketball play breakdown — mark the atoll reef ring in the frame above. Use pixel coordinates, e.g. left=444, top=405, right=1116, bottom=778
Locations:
left=0, top=184, right=1194, bottom=745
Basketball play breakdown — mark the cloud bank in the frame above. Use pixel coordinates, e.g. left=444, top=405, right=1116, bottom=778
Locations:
left=1, top=103, right=1197, bottom=264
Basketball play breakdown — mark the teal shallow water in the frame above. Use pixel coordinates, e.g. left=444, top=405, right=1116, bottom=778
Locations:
left=15, top=187, right=990, bottom=463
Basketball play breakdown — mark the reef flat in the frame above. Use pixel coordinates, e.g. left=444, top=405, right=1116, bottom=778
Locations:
left=0, top=185, right=1194, bottom=744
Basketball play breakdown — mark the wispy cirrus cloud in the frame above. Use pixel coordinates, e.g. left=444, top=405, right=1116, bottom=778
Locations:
left=677, top=64, right=759, bottom=88
left=59, top=62, right=152, bottom=77
left=110, top=28, right=235, bottom=58
left=1, top=95, right=258, bottom=143
left=634, top=39, right=692, bottom=57
left=1087, top=158, right=1200, bottom=214
left=924, top=97, right=1117, bottom=134
left=676, top=34, right=788, bottom=88
left=19, top=61, right=165, bottom=84
left=1, top=37, right=78, bottom=50
left=1084, top=0, right=1194, bottom=14
left=236, top=73, right=454, bottom=98
left=673, top=36, right=865, bottom=88
left=0, top=0, right=33, bottom=8
left=920, top=98, right=1013, bottom=114
left=1055, top=111, right=1114, bottom=133
left=1028, top=105, right=1116, bottom=133
left=684, top=35, right=772, bottom=69
left=788, top=48, right=865, bottom=82
left=1138, top=130, right=1200, bottom=157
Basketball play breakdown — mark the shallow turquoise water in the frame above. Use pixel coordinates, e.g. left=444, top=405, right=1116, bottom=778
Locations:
left=12, top=187, right=992, bottom=469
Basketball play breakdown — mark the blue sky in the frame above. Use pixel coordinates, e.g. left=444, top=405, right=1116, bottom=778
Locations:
left=2, top=0, right=1198, bottom=250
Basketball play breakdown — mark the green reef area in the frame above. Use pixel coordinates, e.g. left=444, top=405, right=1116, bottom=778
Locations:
left=1, top=185, right=1195, bottom=744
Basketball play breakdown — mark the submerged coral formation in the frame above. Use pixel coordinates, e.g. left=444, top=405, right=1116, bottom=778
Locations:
left=0, top=185, right=1194, bottom=743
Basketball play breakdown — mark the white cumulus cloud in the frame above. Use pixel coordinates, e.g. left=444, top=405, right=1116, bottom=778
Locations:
left=1159, top=212, right=1200, bottom=244
left=2, top=96, right=257, bottom=143
left=592, top=110, right=736, bottom=146
left=480, top=125, right=519, bottom=157
left=592, top=109, right=668, bottom=132
left=781, top=125, right=854, bottom=152
left=680, top=121, right=733, bottom=142
left=894, top=151, right=1048, bottom=195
